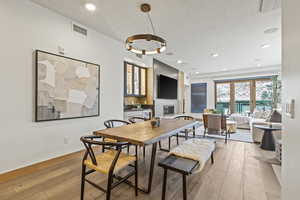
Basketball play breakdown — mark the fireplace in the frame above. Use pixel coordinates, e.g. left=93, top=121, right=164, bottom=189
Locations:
left=163, top=105, right=175, bottom=115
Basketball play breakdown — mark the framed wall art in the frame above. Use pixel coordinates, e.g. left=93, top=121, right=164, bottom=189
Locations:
left=35, top=50, right=100, bottom=122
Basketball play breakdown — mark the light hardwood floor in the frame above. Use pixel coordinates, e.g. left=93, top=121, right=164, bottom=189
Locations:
left=0, top=139, right=281, bottom=200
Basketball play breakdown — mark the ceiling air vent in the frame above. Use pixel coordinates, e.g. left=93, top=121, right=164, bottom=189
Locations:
left=73, top=23, right=87, bottom=36
left=259, top=0, right=281, bottom=13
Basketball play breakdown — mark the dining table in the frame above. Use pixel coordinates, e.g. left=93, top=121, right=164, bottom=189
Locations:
left=93, top=118, right=202, bottom=194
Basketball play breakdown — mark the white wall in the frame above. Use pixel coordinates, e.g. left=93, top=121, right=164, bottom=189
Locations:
left=0, top=0, right=150, bottom=173
left=282, top=0, right=300, bottom=199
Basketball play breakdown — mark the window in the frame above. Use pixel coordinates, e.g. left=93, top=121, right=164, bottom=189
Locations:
left=234, top=81, right=250, bottom=114
left=216, top=83, right=230, bottom=114
left=215, top=77, right=275, bottom=114
left=256, top=80, right=273, bottom=111
left=191, top=83, right=207, bottom=113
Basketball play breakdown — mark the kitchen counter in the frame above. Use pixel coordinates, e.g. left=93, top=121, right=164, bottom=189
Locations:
left=124, top=109, right=152, bottom=120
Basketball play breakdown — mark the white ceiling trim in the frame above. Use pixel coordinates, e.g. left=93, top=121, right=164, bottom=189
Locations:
left=191, top=64, right=280, bottom=79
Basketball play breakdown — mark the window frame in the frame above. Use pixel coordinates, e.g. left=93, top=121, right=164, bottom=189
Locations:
left=214, top=77, right=273, bottom=114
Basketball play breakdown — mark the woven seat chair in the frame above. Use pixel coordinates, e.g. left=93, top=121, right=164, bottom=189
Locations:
left=128, top=117, right=149, bottom=158
left=175, top=115, right=196, bottom=139
left=128, top=116, right=149, bottom=123
left=80, top=135, right=138, bottom=200
left=103, top=120, right=131, bottom=153
left=159, top=115, right=195, bottom=152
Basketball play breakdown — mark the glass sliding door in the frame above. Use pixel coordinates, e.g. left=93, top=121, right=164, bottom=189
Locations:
left=234, top=81, right=251, bottom=114
left=216, top=82, right=231, bottom=114
left=215, top=77, right=273, bottom=114
left=256, top=80, right=273, bottom=111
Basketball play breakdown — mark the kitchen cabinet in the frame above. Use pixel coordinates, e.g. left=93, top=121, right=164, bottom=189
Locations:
left=123, top=109, right=152, bottom=121
left=124, top=62, right=147, bottom=97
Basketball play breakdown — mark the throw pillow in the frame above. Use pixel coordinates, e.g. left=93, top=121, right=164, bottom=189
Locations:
left=267, top=110, right=282, bottom=123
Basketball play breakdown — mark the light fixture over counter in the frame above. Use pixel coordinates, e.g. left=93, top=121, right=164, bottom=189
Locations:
left=125, top=3, right=167, bottom=55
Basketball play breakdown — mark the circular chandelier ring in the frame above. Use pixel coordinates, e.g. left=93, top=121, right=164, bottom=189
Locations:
left=125, top=34, right=167, bottom=55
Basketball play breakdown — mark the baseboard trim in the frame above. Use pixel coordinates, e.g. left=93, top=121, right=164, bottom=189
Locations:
left=0, top=149, right=85, bottom=183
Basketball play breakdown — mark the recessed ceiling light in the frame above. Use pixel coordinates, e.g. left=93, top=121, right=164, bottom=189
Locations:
left=261, top=44, right=271, bottom=49
left=177, top=60, right=183, bottom=64
left=257, top=63, right=262, bottom=67
left=195, top=72, right=200, bottom=74
left=223, top=68, right=228, bottom=71
left=211, top=53, right=219, bottom=58
left=85, top=3, right=96, bottom=11
left=264, top=27, right=279, bottom=34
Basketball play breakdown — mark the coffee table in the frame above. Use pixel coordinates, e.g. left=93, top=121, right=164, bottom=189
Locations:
left=254, top=125, right=281, bottom=151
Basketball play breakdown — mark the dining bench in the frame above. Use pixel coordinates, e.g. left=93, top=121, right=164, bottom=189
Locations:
left=158, top=139, right=216, bottom=200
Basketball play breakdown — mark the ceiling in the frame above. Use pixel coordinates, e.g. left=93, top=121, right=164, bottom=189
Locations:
left=31, top=0, right=281, bottom=74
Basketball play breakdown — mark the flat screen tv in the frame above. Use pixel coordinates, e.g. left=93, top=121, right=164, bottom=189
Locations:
left=157, top=75, right=178, bottom=99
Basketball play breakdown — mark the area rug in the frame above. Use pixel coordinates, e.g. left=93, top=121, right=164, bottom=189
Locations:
left=196, top=128, right=254, bottom=143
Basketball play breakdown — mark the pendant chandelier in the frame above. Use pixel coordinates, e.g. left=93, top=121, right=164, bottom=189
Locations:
left=125, top=3, right=167, bottom=55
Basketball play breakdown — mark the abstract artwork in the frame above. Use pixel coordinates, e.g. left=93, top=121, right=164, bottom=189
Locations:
left=35, top=50, right=100, bottom=122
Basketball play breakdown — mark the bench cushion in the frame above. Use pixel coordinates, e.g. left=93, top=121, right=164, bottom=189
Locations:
left=170, top=139, right=215, bottom=173
left=158, top=155, right=199, bottom=175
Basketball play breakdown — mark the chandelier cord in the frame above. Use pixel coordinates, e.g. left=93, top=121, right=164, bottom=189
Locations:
left=147, top=12, right=156, bottom=35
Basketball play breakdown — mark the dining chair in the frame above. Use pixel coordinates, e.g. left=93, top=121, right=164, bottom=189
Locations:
left=159, top=115, right=195, bottom=152
left=80, top=135, right=138, bottom=200
left=203, top=114, right=228, bottom=143
left=175, top=115, right=196, bottom=138
left=128, top=116, right=149, bottom=123
left=128, top=117, right=148, bottom=159
left=103, top=120, right=131, bottom=153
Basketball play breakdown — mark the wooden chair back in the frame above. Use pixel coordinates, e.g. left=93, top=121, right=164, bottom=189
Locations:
left=203, top=114, right=227, bottom=133
left=128, top=117, right=148, bottom=123
left=80, top=135, right=128, bottom=167
left=104, top=120, right=130, bottom=128
left=174, top=115, right=194, bottom=120
left=203, top=114, right=208, bottom=129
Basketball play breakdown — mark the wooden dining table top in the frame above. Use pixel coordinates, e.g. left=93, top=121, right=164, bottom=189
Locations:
left=94, top=119, right=202, bottom=146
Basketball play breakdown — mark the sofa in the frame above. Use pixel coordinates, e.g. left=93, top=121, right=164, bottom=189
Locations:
left=230, top=110, right=272, bottom=129
left=228, top=113, right=251, bottom=129
left=250, top=110, right=282, bottom=143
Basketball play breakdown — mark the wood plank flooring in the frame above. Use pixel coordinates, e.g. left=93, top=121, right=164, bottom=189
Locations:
left=0, top=139, right=281, bottom=200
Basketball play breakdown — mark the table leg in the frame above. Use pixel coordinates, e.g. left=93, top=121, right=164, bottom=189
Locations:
left=147, top=142, right=157, bottom=193
left=193, top=126, right=196, bottom=138
left=261, top=130, right=275, bottom=151
left=116, top=143, right=157, bottom=194
left=182, top=174, right=187, bottom=200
